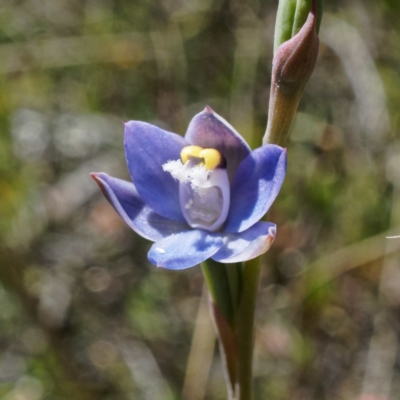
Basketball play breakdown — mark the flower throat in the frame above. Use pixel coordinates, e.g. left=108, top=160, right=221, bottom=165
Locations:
left=163, top=145, right=230, bottom=232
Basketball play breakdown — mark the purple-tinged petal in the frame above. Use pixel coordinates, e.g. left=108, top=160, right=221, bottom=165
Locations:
left=148, top=230, right=223, bottom=270
left=124, top=121, right=188, bottom=223
left=185, top=107, right=251, bottom=181
left=213, top=222, right=276, bottom=263
left=91, top=173, right=188, bottom=242
left=224, top=145, right=287, bottom=233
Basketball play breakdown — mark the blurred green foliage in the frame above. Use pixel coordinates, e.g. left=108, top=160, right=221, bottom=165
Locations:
left=0, top=0, right=400, bottom=399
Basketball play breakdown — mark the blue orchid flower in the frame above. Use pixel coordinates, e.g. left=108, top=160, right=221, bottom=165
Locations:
left=91, top=106, right=286, bottom=270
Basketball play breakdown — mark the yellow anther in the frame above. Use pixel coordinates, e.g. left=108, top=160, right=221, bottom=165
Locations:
left=199, top=148, right=222, bottom=170
left=180, top=146, right=203, bottom=164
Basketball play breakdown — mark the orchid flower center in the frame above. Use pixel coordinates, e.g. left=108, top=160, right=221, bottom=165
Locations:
left=163, top=145, right=230, bottom=232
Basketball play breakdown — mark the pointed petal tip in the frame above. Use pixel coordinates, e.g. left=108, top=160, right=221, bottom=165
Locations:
left=204, top=105, right=214, bottom=114
left=90, top=172, right=107, bottom=183
left=90, top=173, right=116, bottom=200
left=90, top=172, right=110, bottom=197
left=90, top=172, right=100, bottom=182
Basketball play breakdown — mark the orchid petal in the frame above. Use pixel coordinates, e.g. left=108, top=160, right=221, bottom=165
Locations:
left=148, top=230, right=223, bottom=270
left=185, top=107, right=251, bottom=181
left=91, top=173, right=188, bottom=242
left=224, top=145, right=287, bottom=233
left=212, top=222, right=276, bottom=263
left=124, top=121, right=188, bottom=222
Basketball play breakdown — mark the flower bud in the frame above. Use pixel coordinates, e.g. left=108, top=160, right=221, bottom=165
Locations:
left=263, top=0, right=319, bottom=146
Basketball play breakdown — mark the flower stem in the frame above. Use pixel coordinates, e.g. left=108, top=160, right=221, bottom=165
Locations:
left=202, top=260, right=241, bottom=399
left=201, top=259, right=235, bottom=326
left=224, top=263, right=242, bottom=323
left=236, top=256, right=262, bottom=400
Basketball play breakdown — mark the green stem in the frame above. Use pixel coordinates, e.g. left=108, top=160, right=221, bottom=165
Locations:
left=236, top=257, right=262, bottom=400
left=201, top=259, right=235, bottom=326
left=224, top=263, right=242, bottom=324
left=202, top=260, right=241, bottom=399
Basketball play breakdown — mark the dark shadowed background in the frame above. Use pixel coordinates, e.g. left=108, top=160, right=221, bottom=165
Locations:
left=1, top=0, right=400, bottom=399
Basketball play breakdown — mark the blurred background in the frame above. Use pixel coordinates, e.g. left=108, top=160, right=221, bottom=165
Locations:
left=1, top=0, right=400, bottom=399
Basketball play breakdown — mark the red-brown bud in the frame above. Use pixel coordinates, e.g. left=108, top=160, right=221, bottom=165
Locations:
left=264, top=0, right=319, bottom=146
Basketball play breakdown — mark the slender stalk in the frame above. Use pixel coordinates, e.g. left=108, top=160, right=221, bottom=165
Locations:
left=236, top=257, right=262, bottom=400
left=224, top=263, right=242, bottom=323
left=201, top=259, right=234, bottom=325
left=202, top=260, right=240, bottom=399
left=182, top=285, right=216, bottom=400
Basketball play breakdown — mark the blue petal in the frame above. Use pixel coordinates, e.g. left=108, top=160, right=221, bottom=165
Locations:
left=91, top=173, right=188, bottom=242
left=148, top=230, right=223, bottom=270
left=224, top=145, right=287, bottom=233
left=213, top=222, right=276, bottom=263
left=184, top=107, right=251, bottom=181
left=124, top=121, right=188, bottom=222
